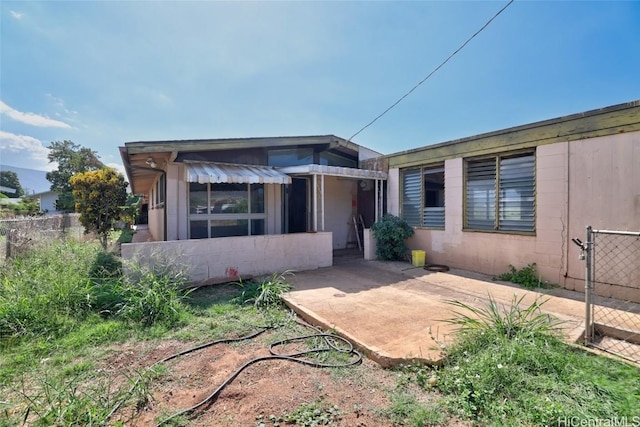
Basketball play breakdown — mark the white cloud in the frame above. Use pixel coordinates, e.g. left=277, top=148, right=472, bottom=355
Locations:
left=10, top=10, right=24, bottom=19
left=0, top=100, right=72, bottom=129
left=106, top=162, right=126, bottom=177
left=0, top=131, right=53, bottom=170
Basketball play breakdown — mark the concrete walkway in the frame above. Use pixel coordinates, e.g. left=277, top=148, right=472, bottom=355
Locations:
left=283, top=256, right=592, bottom=367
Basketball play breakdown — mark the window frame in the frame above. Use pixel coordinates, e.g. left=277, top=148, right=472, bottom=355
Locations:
left=188, top=182, right=266, bottom=239
left=400, top=163, right=445, bottom=230
left=463, top=150, right=536, bottom=234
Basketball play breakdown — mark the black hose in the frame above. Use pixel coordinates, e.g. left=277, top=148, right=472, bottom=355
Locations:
left=106, top=319, right=362, bottom=426
left=104, top=326, right=275, bottom=422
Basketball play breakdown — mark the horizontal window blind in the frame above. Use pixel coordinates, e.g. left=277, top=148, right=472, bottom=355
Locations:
left=402, top=169, right=421, bottom=227
left=499, top=154, right=535, bottom=231
left=466, top=159, right=496, bottom=230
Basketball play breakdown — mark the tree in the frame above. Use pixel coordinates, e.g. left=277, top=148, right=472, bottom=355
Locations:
left=46, top=140, right=104, bottom=212
left=0, top=171, right=25, bottom=198
left=70, top=168, right=128, bottom=250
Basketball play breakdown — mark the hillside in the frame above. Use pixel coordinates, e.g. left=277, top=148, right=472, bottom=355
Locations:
left=0, top=165, right=51, bottom=195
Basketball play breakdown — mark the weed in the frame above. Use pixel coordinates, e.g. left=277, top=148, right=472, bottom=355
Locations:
left=114, top=260, right=192, bottom=327
left=497, top=263, right=554, bottom=289
left=384, top=392, right=446, bottom=427
left=443, top=294, right=562, bottom=342
left=234, top=271, right=293, bottom=308
left=433, top=294, right=640, bottom=425
left=256, top=398, right=342, bottom=427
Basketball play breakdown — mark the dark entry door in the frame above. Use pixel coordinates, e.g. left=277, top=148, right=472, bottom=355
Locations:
left=287, top=178, right=308, bottom=233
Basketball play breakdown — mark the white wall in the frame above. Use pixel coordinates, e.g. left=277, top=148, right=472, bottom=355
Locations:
left=318, top=176, right=357, bottom=249
left=121, top=232, right=333, bottom=284
left=39, top=192, right=58, bottom=214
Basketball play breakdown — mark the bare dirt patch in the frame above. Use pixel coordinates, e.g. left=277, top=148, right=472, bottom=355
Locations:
left=105, top=329, right=405, bottom=426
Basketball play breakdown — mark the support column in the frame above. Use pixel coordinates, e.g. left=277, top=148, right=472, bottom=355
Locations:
left=313, top=174, right=318, bottom=232
left=320, top=174, right=325, bottom=231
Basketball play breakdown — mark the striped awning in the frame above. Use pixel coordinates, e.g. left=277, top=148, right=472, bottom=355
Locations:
left=184, top=161, right=292, bottom=185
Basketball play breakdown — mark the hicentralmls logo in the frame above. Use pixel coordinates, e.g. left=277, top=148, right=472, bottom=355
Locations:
left=558, top=417, right=640, bottom=427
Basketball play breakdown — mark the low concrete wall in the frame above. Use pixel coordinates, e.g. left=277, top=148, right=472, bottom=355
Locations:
left=121, top=232, right=333, bottom=284
left=363, top=228, right=377, bottom=261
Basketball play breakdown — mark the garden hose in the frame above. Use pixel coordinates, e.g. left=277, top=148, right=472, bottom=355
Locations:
left=105, top=318, right=362, bottom=426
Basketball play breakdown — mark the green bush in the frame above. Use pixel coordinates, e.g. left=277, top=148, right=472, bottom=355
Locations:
left=370, top=214, right=414, bottom=260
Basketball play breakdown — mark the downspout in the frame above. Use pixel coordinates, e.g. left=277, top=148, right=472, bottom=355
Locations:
left=129, top=165, right=167, bottom=241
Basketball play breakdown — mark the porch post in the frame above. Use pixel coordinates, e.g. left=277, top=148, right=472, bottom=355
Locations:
left=320, top=174, right=325, bottom=231
left=374, top=179, right=379, bottom=222
left=313, top=174, right=318, bottom=231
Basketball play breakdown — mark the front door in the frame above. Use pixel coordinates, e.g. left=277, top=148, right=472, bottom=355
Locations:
left=286, top=177, right=308, bottom=233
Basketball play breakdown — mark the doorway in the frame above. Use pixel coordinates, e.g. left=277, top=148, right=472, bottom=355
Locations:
left=286, top=177, right=309, bottom=233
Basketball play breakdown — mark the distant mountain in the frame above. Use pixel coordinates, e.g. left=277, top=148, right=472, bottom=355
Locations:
left=0, top=165, right=51, bottom=195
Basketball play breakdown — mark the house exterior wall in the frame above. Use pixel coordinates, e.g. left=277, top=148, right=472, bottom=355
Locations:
left=121, top=232, right=333, bottom=284
left=388, top=129, right=640, bottom=302
left=318, top=176, right=357, bottom=249
left=38, top=192, right=58, bottom=214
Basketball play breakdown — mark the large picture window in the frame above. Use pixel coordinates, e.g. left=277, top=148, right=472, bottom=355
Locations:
left=465, top=152, right=535, bottom=232
left=188, top=183, right=265, bottom=238
left=401, top=165, right=445, bottom=229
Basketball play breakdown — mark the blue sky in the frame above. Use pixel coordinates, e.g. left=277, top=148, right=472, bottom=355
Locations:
left=1, top=1, right=639, bottom=173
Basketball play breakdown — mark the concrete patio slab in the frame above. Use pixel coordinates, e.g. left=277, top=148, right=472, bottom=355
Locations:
left=283, top=257, right=590, bottom=367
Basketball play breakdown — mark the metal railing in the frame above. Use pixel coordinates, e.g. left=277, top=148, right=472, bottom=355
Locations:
left=575, top=226, right=640, bottom=363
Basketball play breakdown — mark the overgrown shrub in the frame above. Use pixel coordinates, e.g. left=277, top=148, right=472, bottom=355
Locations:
left=114, top=262, right=191, bottom=327
left=370, top=214, right=414, bottom=260
left=0, top=240, right=99, bottom=341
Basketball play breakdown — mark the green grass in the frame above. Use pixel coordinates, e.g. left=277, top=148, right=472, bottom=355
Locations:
left=426, top=295, right=640, bottom=426
left=1, top=239, right=638, bottom=426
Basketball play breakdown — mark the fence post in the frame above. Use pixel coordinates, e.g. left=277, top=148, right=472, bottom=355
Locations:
left=584, top=225, right=593, bottom=345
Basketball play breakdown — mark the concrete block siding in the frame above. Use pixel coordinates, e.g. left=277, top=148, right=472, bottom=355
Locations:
left=122, top=232, right=333, bottom=284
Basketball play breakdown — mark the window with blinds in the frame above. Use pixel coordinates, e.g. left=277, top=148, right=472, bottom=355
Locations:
left=401, top=169, right=421, bottom=227
left=465, top=152, right=535, bottom=232
left=401, top=166, right=445, bottom=229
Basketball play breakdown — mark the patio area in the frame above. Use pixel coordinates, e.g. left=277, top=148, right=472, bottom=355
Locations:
left=283, top=255, right=637, bottom=367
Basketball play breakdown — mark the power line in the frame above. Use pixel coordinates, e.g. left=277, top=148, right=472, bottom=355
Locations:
left=348, top=0, right=515, bottom=142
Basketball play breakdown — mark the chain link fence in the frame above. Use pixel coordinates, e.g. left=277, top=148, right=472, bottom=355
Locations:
left=581, top=226, right=640, bottom=363
left=0, top=214, right=84, bottom=264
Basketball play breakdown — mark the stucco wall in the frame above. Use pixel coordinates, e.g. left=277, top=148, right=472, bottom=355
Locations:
left=392, top=131, right=640, bottom=301
left=121, top=232, right=333, bottom=284
left=317, top=176, right=357, bottom=249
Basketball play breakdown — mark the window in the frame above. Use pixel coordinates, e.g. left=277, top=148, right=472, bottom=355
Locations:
left=268, top=148, right=314, bottom=167
left=154, top=174, right=165, bottom=207
left=465, top=152, right=535, bottom=232
left=401, top=165, right=445, bottom=229
left=188, top=182, right=265, bottom=238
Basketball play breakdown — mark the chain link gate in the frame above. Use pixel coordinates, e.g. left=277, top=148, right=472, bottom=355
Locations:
left=574, top=226, right=640, bottom=363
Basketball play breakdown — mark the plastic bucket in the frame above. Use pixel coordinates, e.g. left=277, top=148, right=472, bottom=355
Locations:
left=411, top=250, right=426, bottom=267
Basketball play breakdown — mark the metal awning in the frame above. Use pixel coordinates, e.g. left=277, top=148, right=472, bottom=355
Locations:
left=276, top=164, right=388, bottom=180
left=185, top=161, right=292, bottom=184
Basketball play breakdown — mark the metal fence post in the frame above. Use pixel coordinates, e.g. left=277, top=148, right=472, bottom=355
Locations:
left=584, top=225, right=593, bottom=345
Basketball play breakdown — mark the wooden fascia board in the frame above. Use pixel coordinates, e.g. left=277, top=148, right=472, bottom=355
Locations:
left=123, top=135, right=357, bottom=155
left=389, top=104, right=640, bottom=169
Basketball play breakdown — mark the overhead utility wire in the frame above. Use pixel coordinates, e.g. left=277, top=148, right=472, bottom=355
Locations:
left=348, top=0, right=515, bottom=142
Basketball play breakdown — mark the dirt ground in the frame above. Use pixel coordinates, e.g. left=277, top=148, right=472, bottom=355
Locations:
left=104, top=329, right=419, bottom=426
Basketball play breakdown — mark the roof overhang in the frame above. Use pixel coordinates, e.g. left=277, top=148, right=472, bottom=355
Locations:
left=185, top=161, right=292, bottom=185
left=119, top=147, right=173, bottom=195
left=277, top=164, right=388, bottom=180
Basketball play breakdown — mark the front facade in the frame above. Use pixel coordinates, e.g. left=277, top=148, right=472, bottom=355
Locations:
left=385, top=100, right=640, bottom=302
left=120, top=135, right=386, bottom=283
